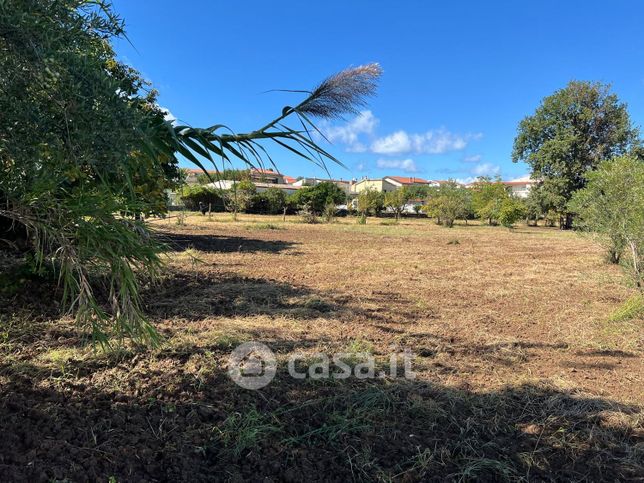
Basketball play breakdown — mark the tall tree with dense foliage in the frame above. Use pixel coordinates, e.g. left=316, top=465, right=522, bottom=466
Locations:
left=569, top=155, right=643, bottom=287
left=512, top=81, right=638, bottom=229
left=0, top=0, right=381, bottom=345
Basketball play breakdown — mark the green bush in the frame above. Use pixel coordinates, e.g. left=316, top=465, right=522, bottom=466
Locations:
left=180, top=186, right=226, bottom=212
left=290, top=182, right=346, bottom=214
left=569, top=155, right=643, bottom=288
left=498, top=198, right=527, bottom=228
left=422, top=181, right=471, bottom=228
left=356, top=188, right=384, bottom=219
left=249, top=187, right=287, bottom=214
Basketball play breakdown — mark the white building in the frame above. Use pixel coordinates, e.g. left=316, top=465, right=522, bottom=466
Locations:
left=502, top=177, right=538, bottom=198
left=292, top=177, right=353, bottom=194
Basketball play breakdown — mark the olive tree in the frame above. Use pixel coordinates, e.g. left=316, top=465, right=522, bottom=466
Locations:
left=356, top=188, right=384, bottom=221
left=423, top=181, right=470, bottom=228
left=470, top=177, right=508, bottom=225
left=384, top=187, right=412, bottom=220
left=569, top=155, right=643, bottom=287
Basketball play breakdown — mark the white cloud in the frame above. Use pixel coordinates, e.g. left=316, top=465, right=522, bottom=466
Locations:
left=161, top=106, right=178, bottom=125
left=322, top=110, right=378, bottom=152
left=320, top=113, right=483, bottom=159
left=455, top=176, right=476, bottom=185
left=371, top=129, right=482, bottom=155
left=371, top=131, right=411, bottom=154
left=463, top=154, right=482, bottom=163
left=355, top=161, right=368, bottom=172
left=510, top=174, right=532, bottom=182
left=471, top=162, right=501, bottom=177
left=376, top=158, right=418, bottom=173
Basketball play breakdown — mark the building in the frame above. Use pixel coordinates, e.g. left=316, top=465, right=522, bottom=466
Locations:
left=249, top=168, right=285, bottom=184
left=292, top=177, right=353, bottom=194
left=502, top=178, right=538, bottom=198
left=183, top=168, right=217, bottom=185
left=384, top=176, right=432, bottom=188
left=253, top=182, right=300, bottom=195
left=353, top=176, right=431, bottom=194
left=464, top=177, right=538, bottom=198
left=206, top=179, right=301, bottom=195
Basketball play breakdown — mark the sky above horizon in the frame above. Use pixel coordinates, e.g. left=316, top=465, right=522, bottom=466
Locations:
left=112, top=0, right=644, bottom=183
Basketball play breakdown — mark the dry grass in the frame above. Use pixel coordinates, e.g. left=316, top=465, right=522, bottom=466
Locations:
left=1, top=213, right=642, bottom=481
left=150, top=213, right=642, bottom=399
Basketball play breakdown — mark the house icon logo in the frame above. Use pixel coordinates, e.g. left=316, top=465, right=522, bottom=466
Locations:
left=227, top=342, right=277, bottom=389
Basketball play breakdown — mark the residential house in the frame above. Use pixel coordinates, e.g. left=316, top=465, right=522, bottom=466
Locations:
left=502, top=178, right=538, bottom=198
left=465, top=177, right=538, bottom=198
left=353, top=176, right=431, bottom=194
left=249, top=168, right=285, bottom=184
left=292, top=177, right=353, bottom=194
left=384, top=176, right=432, bottom=189
left=206, top=179, right=301, bottom=195
left=184, top=168, right=217, bottom=185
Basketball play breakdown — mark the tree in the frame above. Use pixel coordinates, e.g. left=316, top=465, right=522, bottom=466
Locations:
left=356, top=188, right=384, bottom=220
left=470, top=177, right=508, bottom=225
left=1, top=0, right=181, bottom=345
left=224, top=180, right=256, bottom=219
left=422, top=181, right=470, bottom=228
left=405, top=184, right=433, bottom=200
left=569, top=155, right=643, bottom=287
left=250, top=187, right=286, bottom=215
left=180, top=185, right=226, bottom=212
left=512, top=81, right=638, bottom=229
left=290, top=182, right=346, bottom=215
left=0, top=0, right=381, bottom=345
left=498, top=198, right=527, bottom=228
left=384, top=187, right=412, bottom=220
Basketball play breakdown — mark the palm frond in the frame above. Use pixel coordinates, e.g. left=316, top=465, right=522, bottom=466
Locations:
left=169, top=63, right=382, bottom=176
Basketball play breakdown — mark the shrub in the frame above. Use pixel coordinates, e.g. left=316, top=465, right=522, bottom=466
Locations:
left=471, top=177, right=508, bottom=225
left=323, top=202, right=337, bottom=223
left=299, top=203, right=318, bottom=224
left=249, top=188, right=287, bottom=215
left=569, top=155, right=643, bottom=288
left=498, top=198, right=526, bottom=228
left=180, top=186, right=226, bottom=212
left=290, top=182, right=346, bottom=214
left=356, top=188, right=384, bottom=219
left=422, top=181, right=471, bottom=228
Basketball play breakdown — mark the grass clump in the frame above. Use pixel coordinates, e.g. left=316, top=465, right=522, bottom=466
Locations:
left=214, top=409, right=281, bottom=456
left=245, top=223, right=284, bottom=231
left=607, top=294, right=644, bottom=322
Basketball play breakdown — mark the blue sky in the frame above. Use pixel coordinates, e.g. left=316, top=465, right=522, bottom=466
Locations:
left=112, top=0, right=644, bottom=182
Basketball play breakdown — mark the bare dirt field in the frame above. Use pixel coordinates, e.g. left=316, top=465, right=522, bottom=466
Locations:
left=1, top=214, right=642, bottom=481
